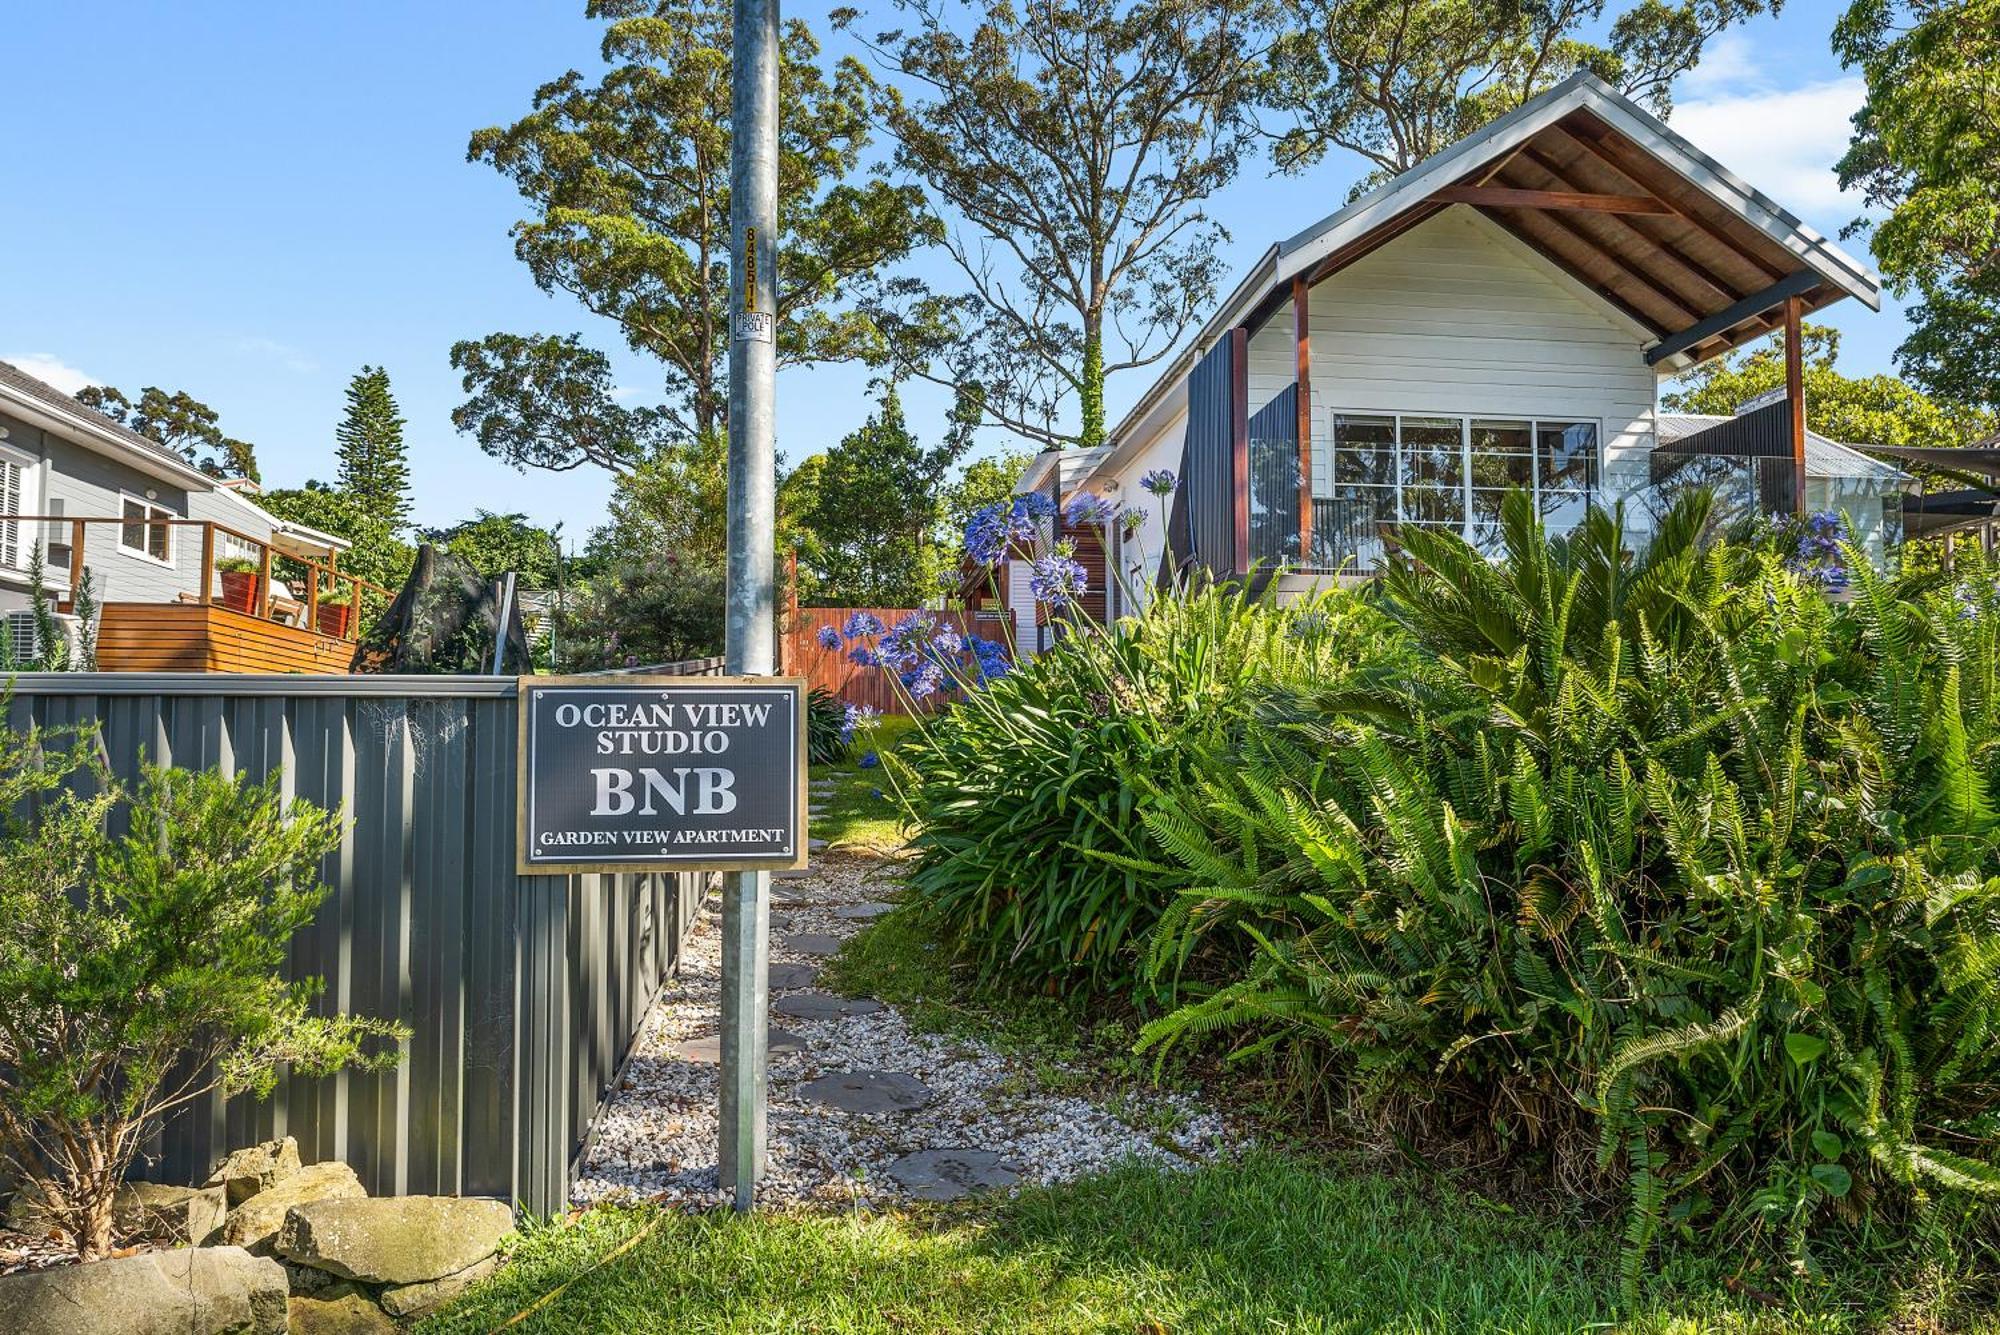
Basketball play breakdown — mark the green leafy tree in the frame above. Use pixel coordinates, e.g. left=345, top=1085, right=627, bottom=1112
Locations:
left=943, top=448, right=1034, bottom=549
left=463, top=0, right=934, bottom=447
left=1664, top=322, right=1997, bottom=450
left=1268, top=0, right=1778, bottom=190
left=73, top=384, right=259, bottom=481
left=795, top=384, right=969, bottom=605
left=841, top=0, right=1269, bottom=449
left=1836, top=0, right=2000, bottom=408
left=334, top=366, right=412, bottom=529
left=449, top=333, right=665, bottom=477
left=423, top=510, right=563, bottom=587
left=0, top=724, right=405, bottom=1260
left=257, top=484, right=415, bottom=595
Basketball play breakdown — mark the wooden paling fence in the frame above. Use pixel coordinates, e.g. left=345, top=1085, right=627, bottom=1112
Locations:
left=784, top=606, right=987, bottom=715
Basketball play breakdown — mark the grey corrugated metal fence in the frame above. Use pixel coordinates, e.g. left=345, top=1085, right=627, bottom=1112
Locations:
left=4, top=659, right=726, bottom=1216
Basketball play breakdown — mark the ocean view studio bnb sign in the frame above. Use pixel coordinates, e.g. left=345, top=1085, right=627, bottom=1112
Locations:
left=518, top=677, right=807, bottom=874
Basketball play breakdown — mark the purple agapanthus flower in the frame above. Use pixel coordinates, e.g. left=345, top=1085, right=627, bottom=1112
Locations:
left=1030, top=552, right=1089, bottom=609
left=815, top=624, right=842, bottom=650
left=930, top=625, right=964, bottom=655
left=1017, top=493, right=1057, bottom=519
left=1064, top=491, right=1116, bottom=527
left=906, top=660, right=946, bottom=700
left=839, top=702, right=881, bottom=744
left=848, top=646, right=879, bottom=667
left=1141, top=469, right=1177, bottom=497
left=859, top=750, right=880, bottom=769
left=843, top=611, right=884, bottom=638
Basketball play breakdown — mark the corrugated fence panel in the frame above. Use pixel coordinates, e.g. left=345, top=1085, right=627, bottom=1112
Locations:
left=4, top=669, right=723, bottom=1216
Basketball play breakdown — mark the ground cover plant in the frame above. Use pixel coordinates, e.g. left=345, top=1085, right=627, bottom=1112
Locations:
left=1130, top=492, right=2000, bottom=1291
left=0, top=714, right=405, bottom=1259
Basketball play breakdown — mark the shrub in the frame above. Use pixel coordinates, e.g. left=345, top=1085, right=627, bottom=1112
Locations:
left=0, top=717, right=406, bottom=1259
left=890, top=582, right=1404, bottom=993
left=1135, top=493, right=2000, bottom=1288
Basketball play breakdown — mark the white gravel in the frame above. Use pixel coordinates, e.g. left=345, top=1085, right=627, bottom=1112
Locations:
left=573, top=854, right=1240, bottom=1209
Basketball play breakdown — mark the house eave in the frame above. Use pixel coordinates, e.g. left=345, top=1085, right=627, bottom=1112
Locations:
left=0, top=382, right=217, bottom=491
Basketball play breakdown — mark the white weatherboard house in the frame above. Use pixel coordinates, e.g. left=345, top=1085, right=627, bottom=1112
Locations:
left=994, top=72, right=1892, bottom=653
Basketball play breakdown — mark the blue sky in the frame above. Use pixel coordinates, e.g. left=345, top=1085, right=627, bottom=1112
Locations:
left=1, top=0, right=1890, bottom=536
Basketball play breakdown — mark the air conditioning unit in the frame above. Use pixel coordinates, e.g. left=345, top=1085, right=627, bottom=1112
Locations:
left=4, top=609, right=43, bottom=663
left=3, top=609, right=75, bottom=666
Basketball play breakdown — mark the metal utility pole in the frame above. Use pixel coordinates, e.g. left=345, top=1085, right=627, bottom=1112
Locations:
left=719, top=0, right=780, bottom=1212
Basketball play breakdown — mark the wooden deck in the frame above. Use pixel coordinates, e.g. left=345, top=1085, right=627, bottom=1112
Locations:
left=96, top=602, right=355, bottom=674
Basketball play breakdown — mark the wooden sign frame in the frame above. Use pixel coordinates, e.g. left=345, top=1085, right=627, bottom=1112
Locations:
left=516, top=675, right=809, bottom=876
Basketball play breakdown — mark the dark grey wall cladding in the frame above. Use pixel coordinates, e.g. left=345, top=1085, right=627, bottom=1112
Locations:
left=1179, top=334, right=1241, bottom=583
left=4, top=667, right=723, bottom=1215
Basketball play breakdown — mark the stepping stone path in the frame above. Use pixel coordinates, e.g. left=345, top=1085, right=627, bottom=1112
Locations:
left=572, top=852, right=1240, bottom=1211
left=883, top=1149, right=1020, bottom=1201
left=799, top=1071, right=934, bottom=1115
left=774, top=991, right=883, bottom=1020
left=667, top=1029, right=806, bottom=1064
left=768, top=962, right=818, bottom=991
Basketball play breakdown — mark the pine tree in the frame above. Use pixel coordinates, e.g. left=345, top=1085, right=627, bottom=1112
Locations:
left=335, top=366, right=411, bottom=529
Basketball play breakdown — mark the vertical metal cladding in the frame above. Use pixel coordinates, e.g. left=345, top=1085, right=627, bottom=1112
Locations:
left=4, top=663, right=724, bottom=1215
left=1179, top=336, right=1244, bottom=584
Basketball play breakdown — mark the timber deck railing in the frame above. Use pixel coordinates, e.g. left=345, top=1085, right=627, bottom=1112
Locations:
left=0, top=513, right=393, bottom=643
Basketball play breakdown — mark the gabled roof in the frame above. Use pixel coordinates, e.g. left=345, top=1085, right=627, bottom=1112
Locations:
left=1102, top=72, right=1882, bottom=470
left=1656, top=412, right=1911, bottom=483
left=0, top=360, right=216, bottom=489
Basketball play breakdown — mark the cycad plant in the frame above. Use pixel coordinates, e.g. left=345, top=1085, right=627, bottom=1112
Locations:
left=1136, top=492, right=2000, bottom=1290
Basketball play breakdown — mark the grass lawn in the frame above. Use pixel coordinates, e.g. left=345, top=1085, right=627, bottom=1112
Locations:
left=810, top=715, right=918, bottom=854
left=419, top=1149, right=1992, bottom=1334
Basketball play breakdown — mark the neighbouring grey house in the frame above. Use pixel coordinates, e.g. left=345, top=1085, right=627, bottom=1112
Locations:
left=0, top=359, right=354, bottom=669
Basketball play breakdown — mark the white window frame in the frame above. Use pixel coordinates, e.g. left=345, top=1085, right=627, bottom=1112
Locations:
left=0, top=444, right=41, bottom=573
left=1318, top=408, right=1604, bottom=543
left=117, top=491, right=178, bottom=568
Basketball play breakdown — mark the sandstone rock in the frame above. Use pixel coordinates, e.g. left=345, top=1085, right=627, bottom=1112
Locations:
left=277, top=1195, right=513, bottom=1286
left=217, top=1161, right=364, bottom=1253
left=281, top=1259, right=343, bottom=1296
left=113, top=1181, right=202, bottom=1243
left=1, top=1244, right=287, bottom=1335
left=379, top=1254, right=500, bottom=1319
left=286, top=1282, right=397, bottom=1335
left=205, top=1137, right=301, bottom=1206
left=187, top=1185, right=229, bottom=1245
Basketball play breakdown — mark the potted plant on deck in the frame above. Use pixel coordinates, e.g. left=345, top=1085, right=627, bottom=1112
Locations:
left=215, top=556, right=261, bottom=614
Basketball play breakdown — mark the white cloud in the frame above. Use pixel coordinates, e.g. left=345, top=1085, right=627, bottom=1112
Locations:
left=1670, top=77, right=1868, bottom=221
left=1, top=353, right=99, bottom=395
left=232, top=335, right=317, bottom=373
left=1675, top=30, right=1761, bottom=100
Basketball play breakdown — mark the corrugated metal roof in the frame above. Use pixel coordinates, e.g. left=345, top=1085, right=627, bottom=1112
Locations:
left=1656, top=412, right=1911, bottom=481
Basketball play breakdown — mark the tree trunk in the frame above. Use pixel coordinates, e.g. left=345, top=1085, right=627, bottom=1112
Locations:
left=1078, top=320, right=1106, bottom=450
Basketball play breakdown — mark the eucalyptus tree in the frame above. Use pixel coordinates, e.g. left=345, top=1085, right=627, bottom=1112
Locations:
left=1267, top=0, right=1780, bottom=192
left=460, top=0, right=935, bottom=456
left=839, top=0, right=1272, bottom=449
left=72, top=384, right=259, bottom=481
left=1836, top=0, right=2000, bottom=408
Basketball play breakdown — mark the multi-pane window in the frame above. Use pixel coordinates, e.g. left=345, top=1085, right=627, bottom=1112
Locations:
left=120, top=496, right=174, bottom=563
left=1314, top=412, right=1599, bottom=569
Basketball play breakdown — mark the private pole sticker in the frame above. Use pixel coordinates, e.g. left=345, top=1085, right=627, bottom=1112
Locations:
left=518, top=676, right=806, bottom=874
